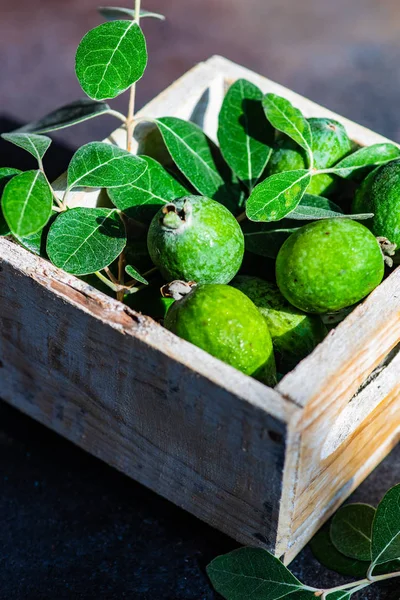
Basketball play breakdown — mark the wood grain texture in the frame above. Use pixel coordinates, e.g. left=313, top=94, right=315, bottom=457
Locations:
left=1, top=57, right=400, bottom=562
left=0, top=237, right=294, bottom=550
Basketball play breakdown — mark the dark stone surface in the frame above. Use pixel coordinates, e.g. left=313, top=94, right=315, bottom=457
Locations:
left=0, top=400, right=399, bottom=599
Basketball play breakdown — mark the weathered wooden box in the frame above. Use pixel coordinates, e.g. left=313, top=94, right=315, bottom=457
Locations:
left=1, top=56, right=399, bottom=564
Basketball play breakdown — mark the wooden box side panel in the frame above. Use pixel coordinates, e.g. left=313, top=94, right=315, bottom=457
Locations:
left=277, top=272, right=400, bottom=561
left=0, top=238, right=296, bottom=550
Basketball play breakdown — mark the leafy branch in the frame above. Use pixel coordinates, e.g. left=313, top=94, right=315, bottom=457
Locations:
left=207, top=485, right=400, bottom=599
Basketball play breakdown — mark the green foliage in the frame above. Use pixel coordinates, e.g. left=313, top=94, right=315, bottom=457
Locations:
left=155, top=117, right=236, bottom=207
left=2, top=170, right=53, bottom=237
left=330, top=143, right=400, bottom=178
left=125, top=264, right=148, bottom=285
left=2, top=133, right=51, bottom=165
left=67, top=142, right=147, bottom=190
left=14, top=99, right=111, bottom=134
left=330, top=504, right=375, bottom=561
left=46, top=208, right=126, bottom=275
left=0, top=168, right=21, bottom=236
left=263, top=94, right=313, bottom=166
left=246, top=170, right=311, bottom=221
left=207, top=547, right=305, bottom=600
left=371, top=484, right=400, bottom=570
left=98, top=6, right=165, bottom=21
left=288, top=194, right=373, bottom=221
left=108, top=156, right=188, bottom=223
left=75, top=20, right=147, bottom=100
left=218, top=79, right=274, bottom=189
left=309, top=525, right=369, bottom=578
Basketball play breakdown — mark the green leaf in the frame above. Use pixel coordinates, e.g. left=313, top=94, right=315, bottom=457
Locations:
left=108, top=156, right=187, bottom=223
left=309, top=525, right=369, bottom=578
left=287, top=194, right=373, bottom=221
left=75, top=20, right=147, bottom=101
left=218, top=79, right=274, bottom=189
left=155, top=117, right=232, bottom=204
left=330, top=143, right=400, bottom=178
left=207, top=547, right=305, bottom=600
left=47, top=208, right=126, bottom=275
left=1, top=133, right=51, bottom=164
left=67, top=142, right=147, bottom=190
left=246, top=170, right=311, bottom=222
left=0, top=168, right=22, bottom=236
left=243, top=220, right=299, bottom=259
left=98, top=6, right=165, bottom=21
left=263, top=94, right=313, bottom=166
left=14, top=99, right=111, bottom=134
left=2, top=170, right=53, bottom=237
left=15, top=211, right=58, bottom=257
left=125, top=265, right=148, bottom=284
left=330, top=504, right=375, bottom=561
left=371, top=484, right=400, bottom=569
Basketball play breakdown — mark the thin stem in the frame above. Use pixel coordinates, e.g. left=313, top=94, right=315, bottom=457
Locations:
left=320, top=568, right=400, bottom=598
left=94, top=271, right=120, bottom=292
left=107, top=109, right=129, bottom=123
left=62, top=187, right=71, bottom=210
left=116, top=0, right=142, bottom=302
left=104, top=266, right=119, bottom=285
left=236, top=211, right=247, bottom=224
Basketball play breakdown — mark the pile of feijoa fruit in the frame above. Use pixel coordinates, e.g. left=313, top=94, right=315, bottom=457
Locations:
left=120, top=80, right=400, bottom=384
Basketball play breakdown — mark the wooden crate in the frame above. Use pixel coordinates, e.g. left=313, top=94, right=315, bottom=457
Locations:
left=1, top=56, right=399, bottom=564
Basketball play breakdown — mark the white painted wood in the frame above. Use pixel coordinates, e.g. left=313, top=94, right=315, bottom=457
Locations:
left=1, top=56, right=399, bottom=563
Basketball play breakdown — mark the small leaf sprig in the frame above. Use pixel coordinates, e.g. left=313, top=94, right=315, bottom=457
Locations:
left=0, top=4, right=398, bottom=302
left=207, top=484, right=400, bottom=599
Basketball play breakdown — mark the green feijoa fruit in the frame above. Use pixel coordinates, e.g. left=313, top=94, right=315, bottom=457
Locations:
left=276, top=219, right=384, bottom=314
left=352, top=159, right=400, bottom=252
left=231, top=275, right=327, bottom=373
left=165, top=284, right=276, bottom=384
left=125, top=283, right=174, bottom=321
left=268, top=118, right=352, bottom=196
left=147, top=195, right=245, bottom=284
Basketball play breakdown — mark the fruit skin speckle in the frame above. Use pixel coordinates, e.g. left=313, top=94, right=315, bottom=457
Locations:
left=147, top=195, right=244, bottom=284
left=275, top=219, right=385, bottom=314
left=268, top=118, right=352, bottom=196
left=164, top=284, right=276, bottom=385
left=352, top=159, right=400, bottom=253
left=231, top=275, right=327, bottom=373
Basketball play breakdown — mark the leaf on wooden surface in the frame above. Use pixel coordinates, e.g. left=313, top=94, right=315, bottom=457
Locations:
left=47, top=207, right=126, bottom=275
left=309, top=525, right=369, bottom=578
left=263, top=94, right=313, bottom=166
left=14, top=99, right=111, bottom=134
left=242, top=220, right=299, bottom=259
left=1, top=133, right=51, bottom=164
left=330, top=504, right=375, bottom=562
left=218, top=79, right=274, bottom=189
left=287, top=194, right=373, bottom=221
left=98, top=6, right=165, bottom=21
left=75, top=20, right=147, bottom=100
left=246, top=170, right=311, bottom=222
left=0, top=168, right=22, bottom=236
left=108, top=156, right=188, bottom=223
left=67, top=142, right=147, bottom=190
left=329, top=143, right=400, bottom=178
left=207, top=547, right=305, bottom=600
left=2, top=170, right=53, bottom=237
left=125, top=265, right=148, bottom=284
left=371, top=484, right=400, bottom=569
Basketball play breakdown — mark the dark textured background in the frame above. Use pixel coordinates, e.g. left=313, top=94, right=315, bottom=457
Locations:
left=0, top=0, right=400, bottom=598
